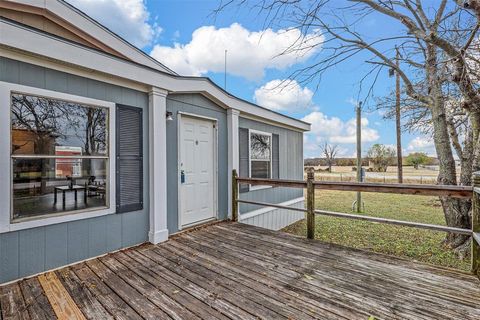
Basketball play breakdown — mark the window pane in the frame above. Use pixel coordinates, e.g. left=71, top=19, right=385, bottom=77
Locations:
left=11, top=93, right=108, bottom=156
left=12, top=158, right=108, bottom=220
left=250, top=133, right=271, bottom=160
left=251, top=160, right=271, bottom=179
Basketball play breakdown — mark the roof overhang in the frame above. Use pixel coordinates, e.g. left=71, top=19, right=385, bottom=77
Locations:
left=0, top=18, right=311, bottom=132
left=1, top=0, right=176, bottom=74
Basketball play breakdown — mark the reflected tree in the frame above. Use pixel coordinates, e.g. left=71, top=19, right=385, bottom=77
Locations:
left=251, top=133, right=271, bottom=159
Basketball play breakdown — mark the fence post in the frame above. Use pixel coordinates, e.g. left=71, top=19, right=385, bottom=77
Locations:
left=472, top=172, right=480, bottom=277
left=307, top=168, right=315, bottom=239
left=232, top=169, right=239, bottom=222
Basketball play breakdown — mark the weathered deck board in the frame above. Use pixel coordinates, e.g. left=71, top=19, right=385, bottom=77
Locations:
left=115, top=251, right=227, bottom=320
left=18, top=277, right=56, bottom=320
left=37, top=272, right=86, bottom=320
left=210, top=225, right=478, bottom=308
left=205, top=224, right=478, bottom=319
left=1, top=222, right=479, bottom=320
left=55, top=268, right=112, bottom=320
left=0, top=283, right=30, bottom=320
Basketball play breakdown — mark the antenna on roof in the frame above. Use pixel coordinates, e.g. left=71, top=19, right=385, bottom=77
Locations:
left=224, top=49, right=228, bottom=90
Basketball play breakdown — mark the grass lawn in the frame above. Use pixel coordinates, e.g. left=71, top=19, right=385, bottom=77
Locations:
left=282, top=190, right=470, bottom=271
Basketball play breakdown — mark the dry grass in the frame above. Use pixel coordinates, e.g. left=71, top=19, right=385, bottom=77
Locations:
left=282, top=190, right=470, bottom=271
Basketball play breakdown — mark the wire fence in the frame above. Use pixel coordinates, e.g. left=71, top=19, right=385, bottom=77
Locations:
left=313, top=173, right=437, bottom=184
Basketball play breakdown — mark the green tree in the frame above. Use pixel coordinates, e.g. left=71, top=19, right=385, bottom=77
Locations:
left=367, top=144, right=396, bottom=172
left=405, top=153, right=429, bottom=170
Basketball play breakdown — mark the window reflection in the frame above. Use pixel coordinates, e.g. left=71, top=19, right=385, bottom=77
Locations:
left=10, top=93, right=109, bottom=221
left=12, top=158, right=107, bottom=220
left=250, top=132, right=271, bottom=179
left=250, top=133, right=271, bottom=160
left=11, top=93, right=107, bottom=156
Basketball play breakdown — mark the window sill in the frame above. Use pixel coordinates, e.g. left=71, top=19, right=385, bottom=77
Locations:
left=0, top=206, right=115, bottom=234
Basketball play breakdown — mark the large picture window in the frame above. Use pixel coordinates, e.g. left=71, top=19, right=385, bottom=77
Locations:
left=11, top=93, right=110, bottom=221
left=250, top=130, right=272, bottom=179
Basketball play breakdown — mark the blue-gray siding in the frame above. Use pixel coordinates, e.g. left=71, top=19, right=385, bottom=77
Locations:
left=0, top=57, right=150, bottom=283
left=166, top=94, right=228, bottom=233
left=238, top=117, right=304, bottom=214
left=240, top=200, right=305, bottom=230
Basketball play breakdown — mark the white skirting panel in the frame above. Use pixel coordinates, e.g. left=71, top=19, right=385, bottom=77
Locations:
left=239, top=198, right=305, bottom=231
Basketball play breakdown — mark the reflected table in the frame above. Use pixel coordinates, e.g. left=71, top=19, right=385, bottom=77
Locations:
left=54, top=185, right=87, bottom=208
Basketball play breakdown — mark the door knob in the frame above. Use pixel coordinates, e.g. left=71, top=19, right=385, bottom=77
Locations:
left=181, top=170, right=185, bottom=183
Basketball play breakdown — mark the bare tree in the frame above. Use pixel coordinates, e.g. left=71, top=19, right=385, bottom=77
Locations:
left=321, top=142, right=338, bottom=172
left=214, top=0, right=478, bottom=255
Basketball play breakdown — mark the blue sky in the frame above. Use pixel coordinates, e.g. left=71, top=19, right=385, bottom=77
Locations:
left=67, top=0, right=436, bottom=158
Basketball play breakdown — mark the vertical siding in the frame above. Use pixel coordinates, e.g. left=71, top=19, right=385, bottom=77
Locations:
left=0, top=57, right=150, bottom=283
left=166, top=94, right=228, bottom=234
left=240, top=200, right=305, bottom=231
left=238, top=117, right=304, bottom=214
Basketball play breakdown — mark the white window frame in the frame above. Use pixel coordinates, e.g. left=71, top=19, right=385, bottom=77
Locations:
left=248, top=129, right=273, bottom=191
left=0, top=81, right=116, bottom=233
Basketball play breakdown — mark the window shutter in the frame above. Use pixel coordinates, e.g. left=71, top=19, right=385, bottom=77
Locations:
left=238, top=127, right=250, bottom=193
left=116, top=104, right=143, bottom=213
left=272, top=133, right=279, bottom=179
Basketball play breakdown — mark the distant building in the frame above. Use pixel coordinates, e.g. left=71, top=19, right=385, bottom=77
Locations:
left=55, top=146, right=83, bottom=178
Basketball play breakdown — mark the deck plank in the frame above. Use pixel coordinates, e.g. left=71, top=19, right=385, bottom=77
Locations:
left=18, top=277, right=56, bottom=320
left=231, top=223, right=478, bottom=282
left=37, top=272, right=86, bottom=320
left=200, top=225, right=477, bottom=319
left=155, top=242, right=322, bottom=319
left=116, top=250, right=228, bottom=320
left=173, top=232, right=384, bottom=319
left=151, top=243, right=310, bottom=319
left=55, top=268, right=113, bottom=320
left=117, top=250, right=229, bottom=320
left=227, top=223, right=480, bottom=296
left=207, top=225, right=480, bottom=307
left=135, top=248, right=258, bottom=320
left=163, top=238, right=354, bottom=319
left=85, top=258, right=170, bottom=320
left=99, top=254, right=201, bottom=320
left=1, top=222, right=479, bottom=320
left=226, top=223, right=480, bottom=316
left=0, top=283, right=30, bottom=320
left=69, top=263, right=142, bottom=319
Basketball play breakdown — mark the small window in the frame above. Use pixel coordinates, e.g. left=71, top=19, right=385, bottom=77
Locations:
left=250, top=130, right=272, bottom=179
left=11, top=93, right=110, bottom=221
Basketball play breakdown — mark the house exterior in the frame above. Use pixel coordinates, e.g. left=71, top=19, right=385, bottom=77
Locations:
left=0, top=0, right=310, bottom=284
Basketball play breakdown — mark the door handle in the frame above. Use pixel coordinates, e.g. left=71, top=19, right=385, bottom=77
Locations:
left=181, top=170, right=185, bottom=183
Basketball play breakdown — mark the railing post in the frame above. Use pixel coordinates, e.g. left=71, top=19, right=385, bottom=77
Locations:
left=307, top=168, right=315, bottom=239
left=232, top=169, right=239, bottom=222
left=472, top=172, right=480, bottom=277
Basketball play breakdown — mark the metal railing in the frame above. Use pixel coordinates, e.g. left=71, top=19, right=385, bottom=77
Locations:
left=231, top=169, right=480, bottom=278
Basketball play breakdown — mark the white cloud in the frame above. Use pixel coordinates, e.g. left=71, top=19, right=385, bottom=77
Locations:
left=67, top=0, right=159, bottom=48
left=150, top=23, right=323, bottom=80
left=302, top=111, right=379, bottom=145
left=407, top=136, right=436, bottom=156
left=254, top=79, right=313, bottom=111
left=302, top=111, right=379, bottom=158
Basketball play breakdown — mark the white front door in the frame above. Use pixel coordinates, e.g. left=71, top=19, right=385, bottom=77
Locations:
left=179, top=115, right=216, bottom=227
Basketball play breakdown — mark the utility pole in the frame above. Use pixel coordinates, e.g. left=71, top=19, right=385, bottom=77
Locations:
left=224, top=49, right=227, bottom=90
left=395, top=47, right=403, bottom=183
left=356, top=101, right=362, bottom=213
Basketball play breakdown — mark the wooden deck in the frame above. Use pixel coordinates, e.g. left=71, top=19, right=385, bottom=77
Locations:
left=1, top=222, right=480, bottom=320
